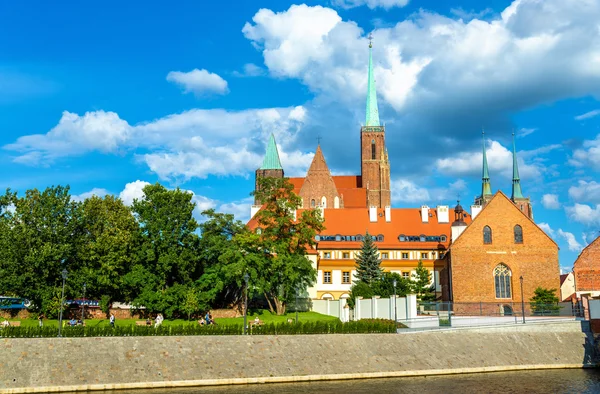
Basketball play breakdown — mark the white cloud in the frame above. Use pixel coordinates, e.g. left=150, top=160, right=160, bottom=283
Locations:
left=565, top=203, right=600, bottom=227
left=569, top=134, right=600, bottom=171
left=4, top=111, right=131, bottom=164
left=119, top=180, right=151, bottom=206
left=557, top=229, right=583, bottom=252
left=575, top=109, right=600, bottom=121
left=166, top=68, right=228, bottom=95
left=233, top=63, right=265, bottom=77
left=331, top=0, right=409, bottom=10
left=72, top=188, right=110, bottom=202
left=568, top=180, right=600, bottom=204
left=392, top=179, right=430, bottom=203
left=518, top=127, right=536, bottom=137
left=538, top=222, right=555, bottom=237
left=218, top=197, right=254, bottom=223
left=541, top=194, right=560, bottom=209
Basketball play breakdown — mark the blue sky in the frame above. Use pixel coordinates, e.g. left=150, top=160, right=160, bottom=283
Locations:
left=2, top=0, right=600, bottom=270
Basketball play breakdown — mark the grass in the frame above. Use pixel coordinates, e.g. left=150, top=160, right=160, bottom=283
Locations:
left=2, top=310, right=340, bottom=328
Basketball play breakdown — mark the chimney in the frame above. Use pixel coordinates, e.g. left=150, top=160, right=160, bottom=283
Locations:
left=471, top=205, right=482, bottom=219
left=369, top=206, right=377, bottom=222
left=421, top=205, right=429, bottom=223
left=385, top=206, right=391, bottom=222
left=436, top=205, right=449, bottom=223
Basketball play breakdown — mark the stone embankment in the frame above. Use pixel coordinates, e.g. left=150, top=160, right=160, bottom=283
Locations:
left=0, top=321, right=595, bottom=393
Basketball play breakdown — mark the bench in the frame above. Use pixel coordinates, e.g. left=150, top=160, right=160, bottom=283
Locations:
left=250, top=319, right=264, bottom=327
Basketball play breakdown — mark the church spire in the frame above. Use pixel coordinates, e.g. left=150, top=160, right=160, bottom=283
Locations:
left=365, top=34, right=380, bottom=127
left=481, top=130, right=492, bottom=199
left=260, top=133, right=283, bottom=170
left=511, top=132, right=524, bottom=200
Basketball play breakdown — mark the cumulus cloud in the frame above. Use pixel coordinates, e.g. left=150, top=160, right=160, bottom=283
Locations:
left=331, top=0, right=409, bottom=10
left=538, top=222, right=555, bottom=237
left=391, top=178, right=466, bottom=204
left=119, top=180, right=150, bottom=206
left=72, top=188, right=110, bottom=202
left=557, top=229, right=583, bottom=252
left=233, top=63, right=265, bottom=77
left=166, top=69, right=228, bottom=95
left=565, top=203, right=600, bottom=227
left=569, top=134, right=600, bottom=171
left=541, top=194, right=560, bottom=209
left=568, top=180, right=600, bottom=204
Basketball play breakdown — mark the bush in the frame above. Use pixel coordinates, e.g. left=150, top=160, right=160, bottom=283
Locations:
left=0, top=319, right=396, bottom=338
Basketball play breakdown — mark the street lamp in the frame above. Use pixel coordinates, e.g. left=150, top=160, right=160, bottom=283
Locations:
left=81, top=283, right=86, bottom=324
left=392, top=278, right=397, bottom=324
left=295, top=285, right=300, bottom=324
left=58, top=269, right=68, bottom=337
left=243, top=273, right=250, bottom=335
left=519, top=275, right=525, bottom=324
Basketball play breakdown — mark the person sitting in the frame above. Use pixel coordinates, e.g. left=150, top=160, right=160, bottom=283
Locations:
left=77, top=319, right=83, bottom=326
left=1, top=319, right=9, bottom=328
left=69, top=318, right=77, bottom=327
left=146, top=317, right=151, bottom=326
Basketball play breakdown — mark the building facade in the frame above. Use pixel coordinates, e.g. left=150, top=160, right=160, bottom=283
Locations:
left=572, top=236, right=600, bottom=299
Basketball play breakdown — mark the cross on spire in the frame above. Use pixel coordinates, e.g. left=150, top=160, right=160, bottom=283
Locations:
left=317, top=135, right=322, bottom=145
left=368, top=32, right=373, bottom=48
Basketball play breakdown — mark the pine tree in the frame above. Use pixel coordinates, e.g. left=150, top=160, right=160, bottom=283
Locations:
left=354, top=231, right=383, bottom=285
left=412, top=260, right=435, bottom=301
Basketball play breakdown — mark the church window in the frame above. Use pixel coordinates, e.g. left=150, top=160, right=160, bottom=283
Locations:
left=342, top=271, right=351, bottom=284
left=371, top=139, right=376, bottom=159
left=323, top=271, right=332, bottom=284
left=514, top=225, right=523, bottom=244
left=402, top=252, right=409, bottom=259
left=483, top=226, right=492, bottom=244
left=321, top=196, right=327, bottom=208
left=311, top=199, right=316, bottom=208
left=334, top=196, right=340, bottom=208
left=494, top=264, right=512, bottom=299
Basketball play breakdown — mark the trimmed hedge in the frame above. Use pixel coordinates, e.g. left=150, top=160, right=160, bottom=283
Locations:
left=0, top=319, right=396, bottom=338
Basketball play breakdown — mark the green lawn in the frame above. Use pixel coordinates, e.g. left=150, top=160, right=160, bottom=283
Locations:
left=2, top=310, right=339, bottom=328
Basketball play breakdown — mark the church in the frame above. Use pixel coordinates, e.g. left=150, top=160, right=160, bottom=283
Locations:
left=248, top=40, right=560, bottom=307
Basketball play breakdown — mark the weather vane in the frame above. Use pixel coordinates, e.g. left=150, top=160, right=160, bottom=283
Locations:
left=368, top=32, right=373, bottom=48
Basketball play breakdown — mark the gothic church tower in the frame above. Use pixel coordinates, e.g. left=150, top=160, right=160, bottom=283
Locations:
left=254, top=133, right=284, bottom=205
left=360, top=37, right=391, bottom=208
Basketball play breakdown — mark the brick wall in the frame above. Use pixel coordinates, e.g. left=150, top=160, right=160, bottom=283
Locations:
left=360, top=130, right=390, bottom=208
left=574, top=236, right=600, bottom=291
left=447, top=192, right=560, bottom=303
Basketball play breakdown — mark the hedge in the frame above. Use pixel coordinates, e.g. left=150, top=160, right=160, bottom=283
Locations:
left=0, top=319, right=396, bottom=338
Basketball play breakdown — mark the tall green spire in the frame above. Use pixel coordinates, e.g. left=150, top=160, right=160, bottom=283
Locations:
left=482, top=130, right=492, bottom=198
left=511, top=132, right=524, bottom=200
left=365, top=35, right=380, bottom=127
left=260, top=133, right=283, bottom=170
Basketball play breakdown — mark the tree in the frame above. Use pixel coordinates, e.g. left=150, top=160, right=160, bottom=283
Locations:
left=412, top=261, right=435, bottom=301
left=354, top=231, right=383, bottom=285
left=530, top=287, right=560, bottom=315
left=250, top=177, right=324, bottom=315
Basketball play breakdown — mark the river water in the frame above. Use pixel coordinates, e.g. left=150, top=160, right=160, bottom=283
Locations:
left=117, top=369, right=600, bottom=394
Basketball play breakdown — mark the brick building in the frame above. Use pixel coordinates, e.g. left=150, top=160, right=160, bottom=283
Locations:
left=572, top=236, right=600, bottom=299
left=441, top=191, right=560, bottom=311
left=249, top=39, right=560, bottom=303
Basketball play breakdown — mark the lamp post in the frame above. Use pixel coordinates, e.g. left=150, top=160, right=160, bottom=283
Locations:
left=519, top=275, right=525, bottom=324
left=81, top=283, right=86, bottom=324
left=392, top=278, right=397, bottom=324
left=58, top=269, right=68, bottom=337
left=295, top=285, right=300, bottom=324
left=243, top=273, right=249, bottom=335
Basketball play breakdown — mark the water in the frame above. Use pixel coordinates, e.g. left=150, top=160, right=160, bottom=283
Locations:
left=115, top=369, right=600, bottom=394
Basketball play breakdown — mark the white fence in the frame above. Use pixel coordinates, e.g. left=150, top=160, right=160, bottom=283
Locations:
left=312, top=295, right=417, bottom=322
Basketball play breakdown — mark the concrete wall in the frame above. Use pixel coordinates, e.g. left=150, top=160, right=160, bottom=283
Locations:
left=0, top=322, right=594, bottom=393
left=354, top=295, right=416, bottom=320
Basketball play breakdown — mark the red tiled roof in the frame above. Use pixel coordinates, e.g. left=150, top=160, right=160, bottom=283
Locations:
left=288, top=175, right=367, bottom=208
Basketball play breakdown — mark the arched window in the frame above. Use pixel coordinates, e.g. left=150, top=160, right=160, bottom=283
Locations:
left=483, top=226, right=492, bottom=244
left=311, top=199, right=316, bottom=208
left=494, top=264, right=512, bottom=299
left=321, top=196, right=327, bottom=208
left=334, top=196, right=340, bottom=208
left=371, top=139, right=376, bottom=160
left=377, top=235, right=384, bottom=242
left=256, top=228, right=262, bottom=235
left=514, top=225, right=523, bottom=244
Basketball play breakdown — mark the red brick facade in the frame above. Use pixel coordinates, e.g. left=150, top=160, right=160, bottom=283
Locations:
left=573, top=236, right=600, bottom=291
left=442, top=192, right=560, bottom=304
left=360, top=126, right=391, bottom=208
left=254, top=168, right=284, bottom=204
left=298, top=146, right=341, bottom=209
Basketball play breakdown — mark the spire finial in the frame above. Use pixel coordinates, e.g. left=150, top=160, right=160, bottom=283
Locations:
left=481, top=128, right=492, bottom=199
left=365, top=33, right=380, bottom=127
left=511, top=130, right=524, bottom=200
left=316, top=135, right=322, bottom=145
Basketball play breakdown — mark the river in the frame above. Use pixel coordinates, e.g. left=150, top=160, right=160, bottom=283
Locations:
left=114, top=369, right=600, bottom=394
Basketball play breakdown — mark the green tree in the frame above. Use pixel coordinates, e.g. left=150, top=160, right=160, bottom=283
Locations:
left=181, top=288, right=201, bottom=320
left=412, top=261, right=435, bottom=301
left=530, top=287, right=560, bottom=315
left=354, top=231, right=383, bottom=285
left=250, top=177, right=324, bottom=315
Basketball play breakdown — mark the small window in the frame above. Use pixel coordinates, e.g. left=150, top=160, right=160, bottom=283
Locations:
left=377, top=235, right=384, bottom=242
left=342, top=271, right=351, bottom=284
left=256, top=228, right=262, bottom=235
left=371, top=139, right=376, bottom=160
left=324, top=271, right=332, bottom=284
left=356, top=235, right=363, bottom=242
left=402, top=272, right=410, bottom=278
left=314, top=235, right=321, bottom=241
left=514, top=225, right=523, bottom=244
left=311, top=199, right=316, bottom=208
left=399, top=235, right=406, bottom=242
left=420, top=235, right=426, bottom=242
left=483, top=226, right=492, bottom=244
left=323, top=252, right=331, bottom=259
left=431, top=252, right=436, bottom=259
left=440, top=235, right=447, bottom=242
left=402, top=252, right=409, bottom=259
left=343, top=252, right=350, bottom=259
left=421, top=252, right=428, bottom=259
left=381, top=252, right=389, bottom=259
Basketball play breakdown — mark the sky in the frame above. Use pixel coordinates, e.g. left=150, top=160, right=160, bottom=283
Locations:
left=1, top=0, right=600, bottom=271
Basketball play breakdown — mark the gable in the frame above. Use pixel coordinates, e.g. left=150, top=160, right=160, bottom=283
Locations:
left=573, top=235, right=600, bottom=269
left=452, top=191, right=558, bottom=250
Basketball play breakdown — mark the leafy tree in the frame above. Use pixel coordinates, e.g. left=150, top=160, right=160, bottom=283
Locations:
left=181, top=288, right=201, bottom=320
left=530, top=287, right=560, bottom=314
left=412, top=261, right=435, bottom=301
left=250, top=177, right=324, bottom=315
left=354, top=231, right=383, bottom=285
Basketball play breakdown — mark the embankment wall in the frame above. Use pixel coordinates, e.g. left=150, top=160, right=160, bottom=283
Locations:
left=0, top=322, right=595, bottom=393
